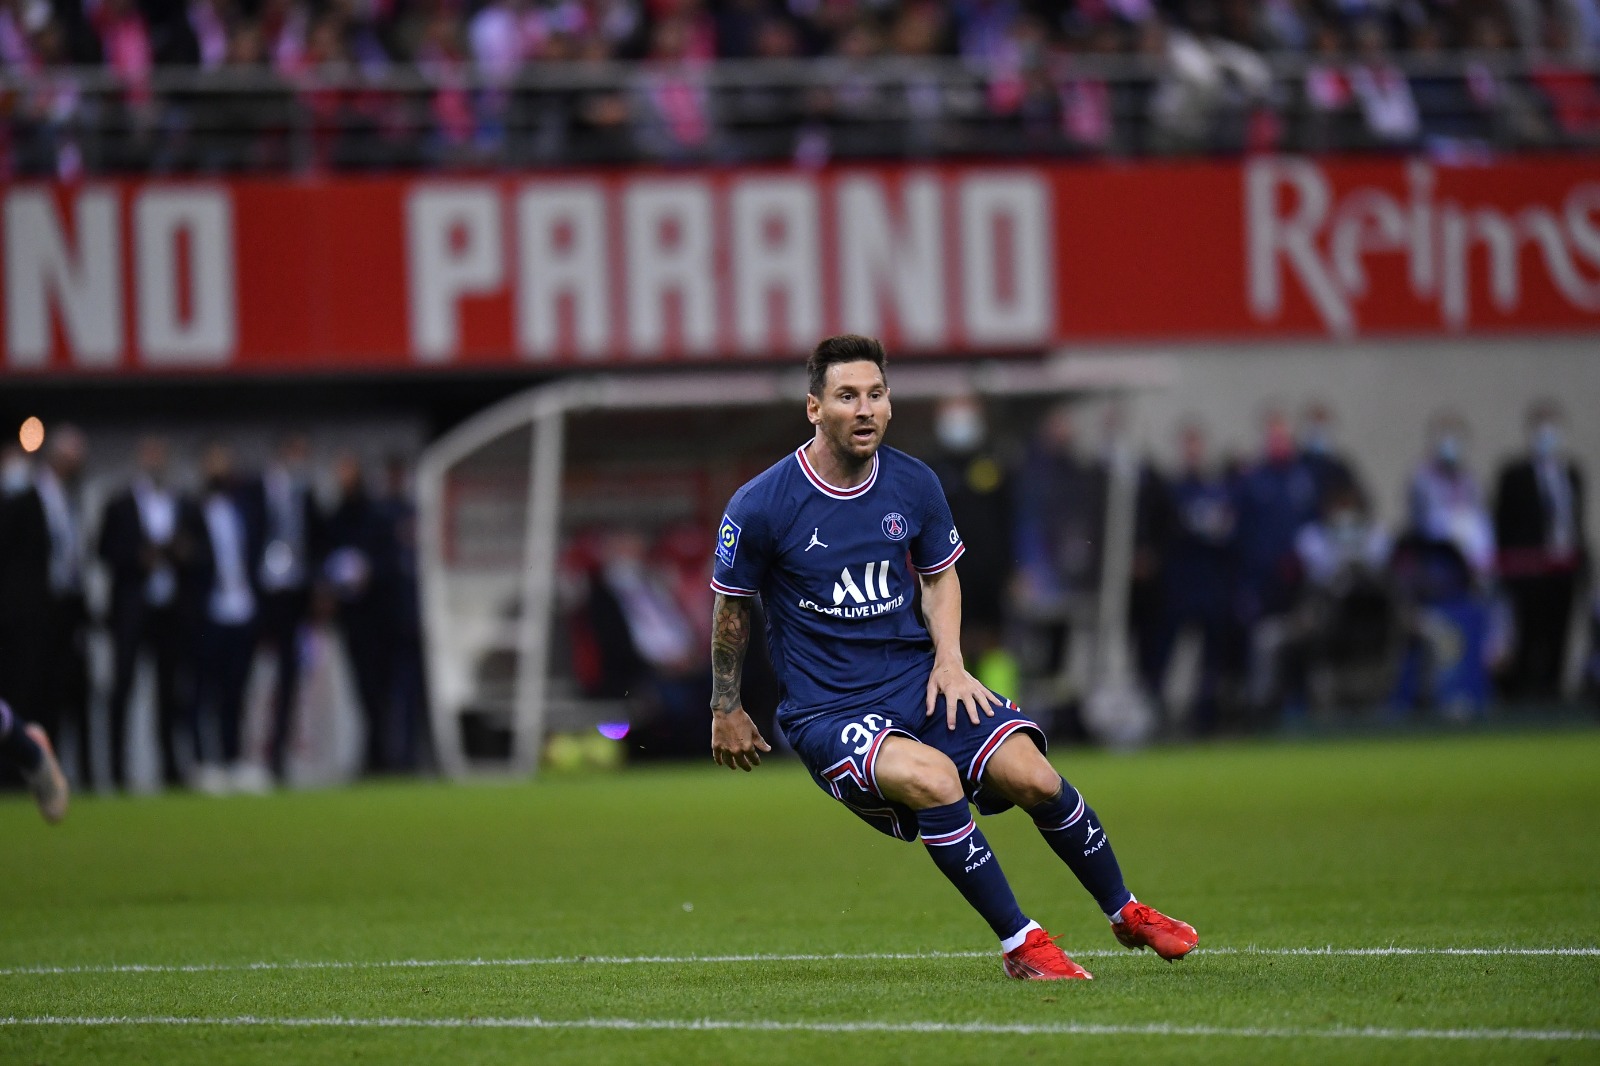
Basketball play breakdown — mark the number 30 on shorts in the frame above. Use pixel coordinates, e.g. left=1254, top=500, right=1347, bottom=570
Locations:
left=839, top=713, right=889, bottom=755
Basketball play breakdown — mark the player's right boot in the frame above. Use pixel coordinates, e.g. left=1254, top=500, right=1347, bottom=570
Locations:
left=1112, top=901, right=1197, bottom=961
left=22, top=724, right=69, bottom=824
left=1002, top=927, right=1093, bottom=980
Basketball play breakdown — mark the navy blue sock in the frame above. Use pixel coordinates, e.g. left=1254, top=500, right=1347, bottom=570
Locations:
left=0, top=700, right=43, bottom=774
left=918, top=801, right=1030, bottom=942
left=1029, top=777, right=1134, bottom=919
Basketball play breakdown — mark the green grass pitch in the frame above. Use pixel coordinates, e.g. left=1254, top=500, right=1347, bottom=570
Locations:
left=3, top=729, right=1598, bottom=1064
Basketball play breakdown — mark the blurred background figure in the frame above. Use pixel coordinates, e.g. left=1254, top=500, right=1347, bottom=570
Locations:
left=245, top=432, right=324, bottom=783
left=927, top=393, right=1017, bottom=696
left=1155, top=419, right=1240, bottom=735
left=1494, top=400, right=1589, bottom=703
left=325, top=453, right=395, bottom=775
left=1235, top=406, right=1319, bottom=720
left=1390, top=411, right=1498, bottom=719
left=376, top=455, right=427, bottom=773
left=99, top=436, right=196, bottom=790
left=0, top=425, right=91, bottom=785
left=1284, top=483, right=1397, bottom=717
left=1011, top=402, right=1106, bottom=733
left=189, top=440, right=260, bottom=794
left=1297, top=400, right=1361, bottom=512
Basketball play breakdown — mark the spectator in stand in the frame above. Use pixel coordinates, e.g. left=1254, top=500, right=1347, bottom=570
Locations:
left=1463, top=15, right=1554, bottom=147
left=1493, top=399, right=1588, bottom=702
left=633, top=14, right=716, bottom=160
left=0, top=426, right=91, bottom=786
left=1407, top=20, right=1491, bottom=148
left=244, top=433, right=325, bottom=784
left=1156, top=419, right=1241, bottom=734
left=99, top=436, right=199, bottom=790
left=1302, top=20, right=1355, bottom=151
left=1530, top=19, right=1600, bottom=142
left=325, top=452, right=396, bottom=774
left=188, top=440, right=261, bottom=794
left=1297, top=399, right=1361, bottom=511
left=1347, top=18, right=1420, bottom=148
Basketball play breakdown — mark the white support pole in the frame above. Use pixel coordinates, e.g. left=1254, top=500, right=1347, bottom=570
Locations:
left=511, top=407, right=567, bottom=775
left=1083, top=410, right=1156, bottom=748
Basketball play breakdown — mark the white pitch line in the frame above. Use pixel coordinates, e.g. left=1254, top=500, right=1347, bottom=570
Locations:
left=1, top=946, right=1598, bottom=978
left=0, top=1015, right=1596, bottom=1042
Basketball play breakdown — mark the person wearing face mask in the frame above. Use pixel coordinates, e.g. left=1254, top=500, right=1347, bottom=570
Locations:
left=1408, top=411, right=1495, bottom=584
left=1297, top=401, right=1361, bottom=514
left=928, top=395, right=1017, bottom=696
left=1492, top=400, right=1588, bottom=702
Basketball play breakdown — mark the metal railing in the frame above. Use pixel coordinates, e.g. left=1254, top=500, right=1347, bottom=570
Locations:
left=3, top=52, right=1597, bottom=176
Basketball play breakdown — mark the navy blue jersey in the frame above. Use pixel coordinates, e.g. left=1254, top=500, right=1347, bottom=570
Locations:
left=712, top=444, right=965, bottom=730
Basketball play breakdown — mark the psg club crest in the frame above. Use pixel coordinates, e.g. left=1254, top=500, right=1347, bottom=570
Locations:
left=881, top=512, right=908, bottom=541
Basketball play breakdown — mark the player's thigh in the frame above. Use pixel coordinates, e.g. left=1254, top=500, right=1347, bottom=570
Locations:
left=871, top=735, right=965, bottom=810
left=980, top=733, right=1061, bottom=810
left=911, top=693, right=1048, bottom=813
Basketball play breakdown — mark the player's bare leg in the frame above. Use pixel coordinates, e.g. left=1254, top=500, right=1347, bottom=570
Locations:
left=983, top=734, right=1197, bottom=961
left=874, top=736, right=1091, bottom=980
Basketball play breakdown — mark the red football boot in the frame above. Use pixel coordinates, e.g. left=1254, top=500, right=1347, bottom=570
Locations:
left=1112, top=901, right=1198, bottom=961
left=1002, top=927, right=1093, bottom=980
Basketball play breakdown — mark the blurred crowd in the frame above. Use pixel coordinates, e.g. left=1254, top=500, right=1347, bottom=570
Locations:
left=562, top=394, right=1593, bottom=749
left=4, top=0, right=1600, bottom=173
left=0, top=431, right=426, bottom=793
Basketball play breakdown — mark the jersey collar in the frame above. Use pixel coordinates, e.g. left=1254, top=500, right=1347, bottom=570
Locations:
left=795, top=443, right=879, bottom=500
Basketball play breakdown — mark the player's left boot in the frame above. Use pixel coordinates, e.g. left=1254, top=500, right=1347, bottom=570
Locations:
left=1002, top=927, right=1093, bottom=980
left=1112, top=901, right=1197, bottom=961
left=22, top=724, right=69, bottom=824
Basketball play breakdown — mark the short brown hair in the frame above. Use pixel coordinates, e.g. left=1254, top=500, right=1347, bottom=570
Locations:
left=807, top=335, right=887, bottom=398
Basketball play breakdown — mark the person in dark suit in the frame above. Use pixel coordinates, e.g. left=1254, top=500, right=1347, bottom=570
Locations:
left=99, top=435, right=200, bottom=789
left=188, top=441, right=262, bottom=790
left=1493, top=400, right=1589, bottom=702
left=0, top=427, right=93, bottom=785
left=242, top=433, right=324, bottom=782
left=324, top=453, right=397, bottom=774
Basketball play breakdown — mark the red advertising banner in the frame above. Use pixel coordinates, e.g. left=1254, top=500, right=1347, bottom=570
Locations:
left=2, top=156, right=1597, bottom=376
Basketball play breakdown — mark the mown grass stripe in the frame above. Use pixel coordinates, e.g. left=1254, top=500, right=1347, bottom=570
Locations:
left=2, top=945, right=1597, bottom=978
left=2, top=1015, right=1597, bottom=1041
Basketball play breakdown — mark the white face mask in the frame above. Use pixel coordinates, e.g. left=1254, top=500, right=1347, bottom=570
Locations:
left=0, top=456, right=31, bottom=496
left=936, top=408, right=985, bottom=453
left=1533, top=423, right=1561, bottom=458
left=1435, top=434, right=1461, bottom=465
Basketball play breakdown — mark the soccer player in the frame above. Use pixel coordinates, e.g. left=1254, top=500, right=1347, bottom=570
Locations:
left=709, top=335, right=1196, bottom=980
left=0, top=697, right=68, bottom=824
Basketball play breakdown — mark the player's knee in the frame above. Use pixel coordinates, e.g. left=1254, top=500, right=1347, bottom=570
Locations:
left=901, top=749, right=964, bottom=808
left=1008, top=766, right=1064, bottom=810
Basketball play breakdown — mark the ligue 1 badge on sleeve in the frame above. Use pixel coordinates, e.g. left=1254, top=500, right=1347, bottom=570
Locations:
left=881, top=512, right=908, bottom=541
left=717, top=514, right=742, bottom=567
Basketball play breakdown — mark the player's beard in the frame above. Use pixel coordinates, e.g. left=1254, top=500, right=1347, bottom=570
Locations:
left=823, top=414, right=885, bottom=467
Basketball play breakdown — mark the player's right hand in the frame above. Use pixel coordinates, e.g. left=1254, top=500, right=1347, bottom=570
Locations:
left=711, top=707, right=773, bottom=772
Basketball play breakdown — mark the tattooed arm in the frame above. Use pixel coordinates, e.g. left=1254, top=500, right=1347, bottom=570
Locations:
left=709, top=593, right=772, bottom=772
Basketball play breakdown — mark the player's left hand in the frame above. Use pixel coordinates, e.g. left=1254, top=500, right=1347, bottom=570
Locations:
left=925, top=659, right=1001, bottom=731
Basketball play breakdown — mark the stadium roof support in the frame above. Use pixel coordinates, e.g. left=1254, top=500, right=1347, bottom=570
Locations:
left=416, top=354, right=1175, bottom=778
